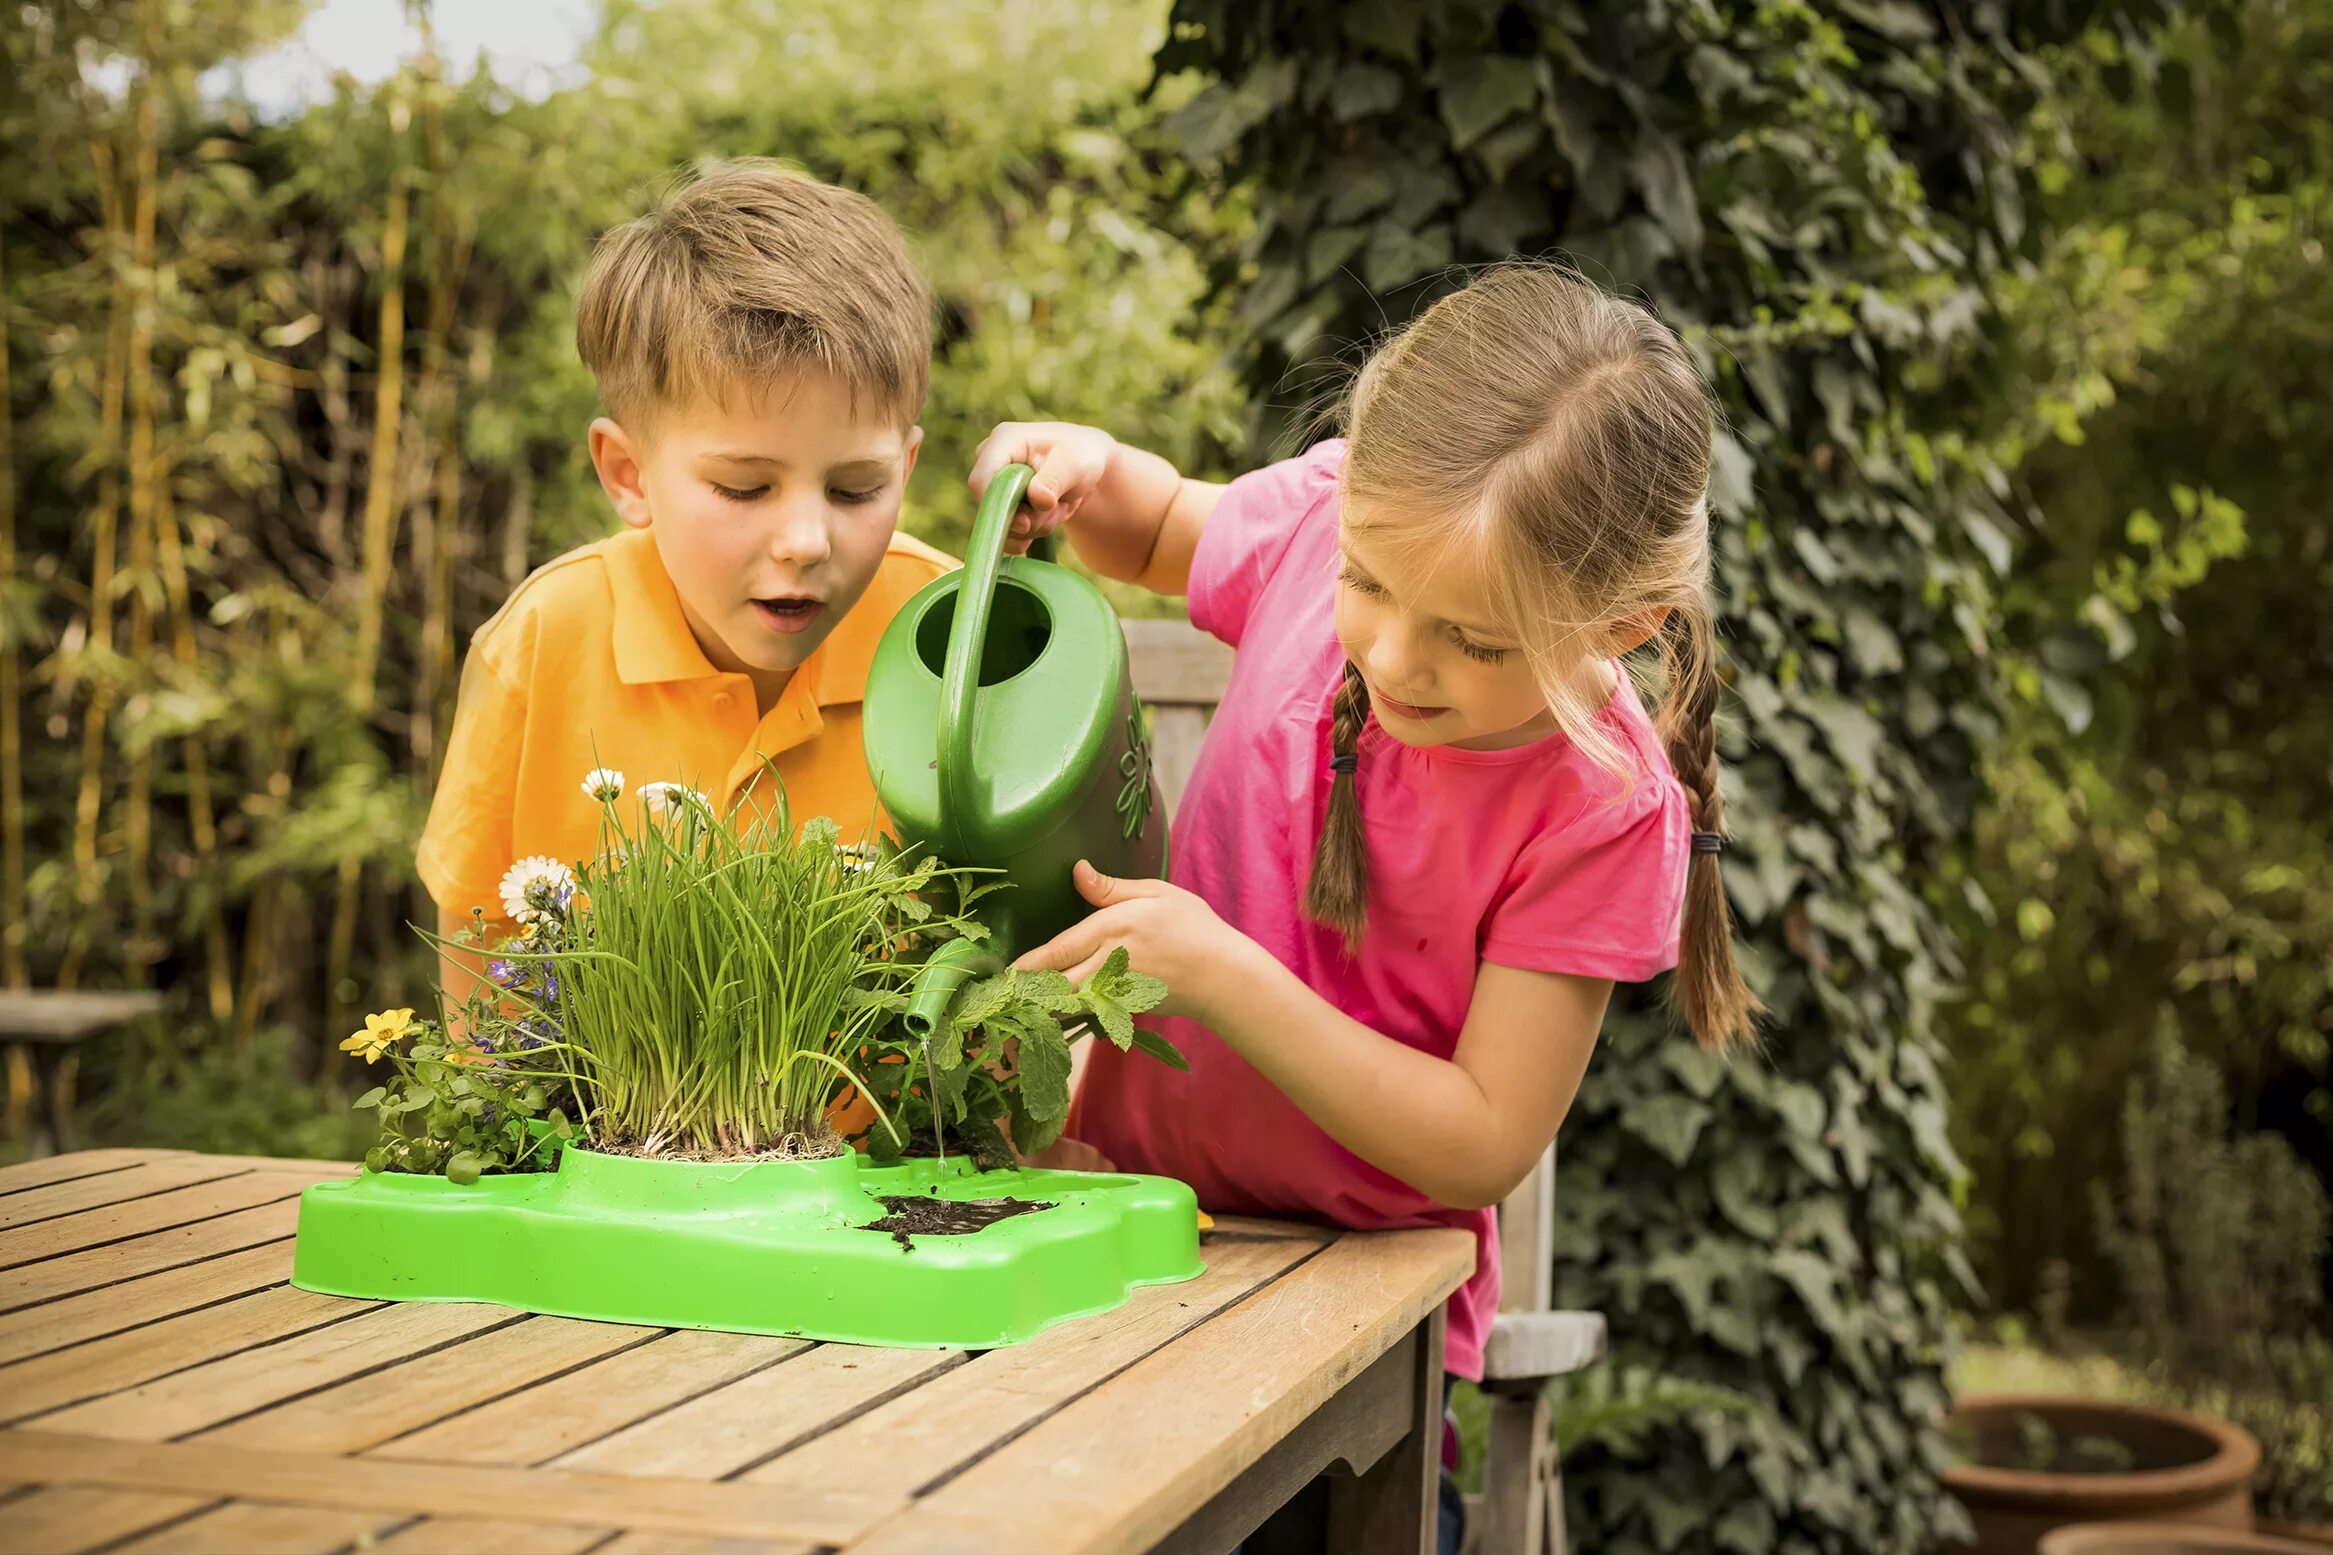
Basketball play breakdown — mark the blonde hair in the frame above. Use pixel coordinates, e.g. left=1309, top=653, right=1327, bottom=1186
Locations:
left=1305, top=263, right=1761, bottom=1054
left=576, top=160, right=932, bottom=428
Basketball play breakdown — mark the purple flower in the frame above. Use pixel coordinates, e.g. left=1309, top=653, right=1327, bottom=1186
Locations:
left=517, top=1017, right=557, bottom=1051
left=488, top=959, right=520, bottom=987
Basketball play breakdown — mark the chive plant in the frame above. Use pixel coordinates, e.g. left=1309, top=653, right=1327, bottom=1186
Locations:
left=495, top=771, right=982, bottom=1159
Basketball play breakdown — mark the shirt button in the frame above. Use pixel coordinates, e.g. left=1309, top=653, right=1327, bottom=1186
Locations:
left=712, top=692, right=733, bottom=711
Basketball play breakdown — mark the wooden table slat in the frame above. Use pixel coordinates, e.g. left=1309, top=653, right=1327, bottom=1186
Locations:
left=0, top=1171, right=317, bottom=1271
left=199, top=1314, right=658, bottom=1455
left=35, top=1299, right=522, bottom=1441
left=0, top=1431, right=845, bottom=1544
left=0, top=1285, right=376, bottom=1426
left=372, top=1327, right=812, bottom=1468
left=592, top=1533, right=818, bottom=1555
left=365, top=1515, right=616, bottom=1555
left=113, top=1499, right=408, bottom=1555
left=0, top=1484, right=212, bottom=1555
left=0, top=1158, right=260, bottom=1232
left=552, top=1342, right=965, bottom=1481
left=732, top=1234, right=1329, bottom=1545
left=843, top=1228, right=1473, bottom=1555
left=0, top=1150, right=154, bottom=1199
left=0, top=1241, right=293, bottom=1367
left=0, top=1199, right=301, bottom=1314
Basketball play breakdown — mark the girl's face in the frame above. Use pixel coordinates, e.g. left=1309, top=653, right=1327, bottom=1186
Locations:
left=1334, top=523, right=1581, bottom=752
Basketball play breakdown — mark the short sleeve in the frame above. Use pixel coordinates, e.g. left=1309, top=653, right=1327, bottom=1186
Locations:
left=1187, top=438, right=1347, bottom=648
left=1480, top=780, right=1691, bottom=983
left=416, top=642, right=526, bottom=919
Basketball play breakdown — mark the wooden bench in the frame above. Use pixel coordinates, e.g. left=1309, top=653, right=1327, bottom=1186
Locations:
left=1126, top=619, right=1610, bottom=1555
left=0, top=991, right=166, bottom=1157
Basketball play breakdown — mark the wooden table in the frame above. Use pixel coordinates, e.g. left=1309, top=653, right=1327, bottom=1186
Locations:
left=0, top=1148, right=1471, bottom=1555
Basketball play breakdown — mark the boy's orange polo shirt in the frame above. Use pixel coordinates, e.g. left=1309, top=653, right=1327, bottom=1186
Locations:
left=419, top=526, right=953, bottom=925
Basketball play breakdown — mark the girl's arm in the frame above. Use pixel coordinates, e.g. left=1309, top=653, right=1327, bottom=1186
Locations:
left=1020, top=864, right=1608, bottom=1210
left=967, top=423, right=1223, bottom=596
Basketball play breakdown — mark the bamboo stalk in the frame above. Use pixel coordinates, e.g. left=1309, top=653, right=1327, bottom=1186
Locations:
left=326, top=82, right=413, bottom=1035
left=60, top=133, right=131, bottom=993
left=0, top=228, right=25, bottom=1132
left=0, top=231, right=25, bottom=991
left=154, top=472, right=231, bottom=1020
left=415, top=45, right=469, bottom=793
left=235, top=605, right=298, bottom=1049
left=121, top=4, right=163, bottom=968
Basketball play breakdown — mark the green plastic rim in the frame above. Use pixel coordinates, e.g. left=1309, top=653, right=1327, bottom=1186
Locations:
left=291, top=1145, right=1204, bottom=1349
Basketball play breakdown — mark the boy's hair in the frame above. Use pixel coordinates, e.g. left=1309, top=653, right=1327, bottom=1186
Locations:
left=1307, top=262, right=1761, bottom=1055
left=576, top=160, right=932, bottom=429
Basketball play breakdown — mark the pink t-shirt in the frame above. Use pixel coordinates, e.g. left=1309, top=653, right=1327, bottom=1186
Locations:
left=1070, top=439, right=1691, bottom=1381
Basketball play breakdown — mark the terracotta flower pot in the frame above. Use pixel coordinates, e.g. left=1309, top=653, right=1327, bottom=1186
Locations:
left=1945, top=1395, right=2261, bottom=1555
left=2040, top=1523, right=2327, bottom=1554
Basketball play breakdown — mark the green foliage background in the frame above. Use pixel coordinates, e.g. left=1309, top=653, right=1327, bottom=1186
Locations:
left=1945, top=0, right=2333, bottom=1318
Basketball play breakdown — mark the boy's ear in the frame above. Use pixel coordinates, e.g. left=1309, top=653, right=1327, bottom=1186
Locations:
left=901, top=425, right=925, bottom=484
left=1606, top=605, right=1672, bottom=656
left=589, top=417, right=653, bottom=530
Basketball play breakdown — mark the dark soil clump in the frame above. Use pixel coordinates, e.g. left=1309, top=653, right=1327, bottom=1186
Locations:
left=865, top=1194, right=1055, bottom=1250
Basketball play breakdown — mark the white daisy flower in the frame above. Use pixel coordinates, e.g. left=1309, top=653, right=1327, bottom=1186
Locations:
left=639, top=781, right=707, bottom=818
left=580, top=767, right=625, bottom=803
left=499, top=856, right=577, bottom=924
left=835, top=842, right=880, bottom=876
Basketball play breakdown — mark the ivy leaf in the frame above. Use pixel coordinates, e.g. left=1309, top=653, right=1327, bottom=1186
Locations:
left=1768, top=1249, right=1848, bottom=1334
left=353, top=1086, right=386, bottom=1109
left=1623, top=1095, right=1714, bottom=1165
left=1435, top=53, right=1539, bottom=150
left=1340, top=0, right=1421, bottom=62
left=1331, top=62, right=1402, bottom=120
left=1322, top=163, right=1395, bottom=224
left=1627, top=131, right=1703, bottom=252
left=1364, top=220, right=1454, bottom=292
left=1646, top=1240, right=1728, bottom=1328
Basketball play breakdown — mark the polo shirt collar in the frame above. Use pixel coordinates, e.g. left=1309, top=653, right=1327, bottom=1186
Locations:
left=605, top=526, right=883, bottom=706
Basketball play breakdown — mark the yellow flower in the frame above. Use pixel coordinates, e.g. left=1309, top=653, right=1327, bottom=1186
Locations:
left=340, top=1007, right=418, bottom=1063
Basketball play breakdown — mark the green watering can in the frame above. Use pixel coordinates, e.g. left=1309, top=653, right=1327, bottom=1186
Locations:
left=863, top=464, right=1167, bottom=1036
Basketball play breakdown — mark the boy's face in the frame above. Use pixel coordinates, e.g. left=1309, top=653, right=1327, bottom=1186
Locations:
left=589, top=369, right=922, bottom=703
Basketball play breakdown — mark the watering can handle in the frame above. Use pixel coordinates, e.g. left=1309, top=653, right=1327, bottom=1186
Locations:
left=936, top=463, right=1041, bottom=854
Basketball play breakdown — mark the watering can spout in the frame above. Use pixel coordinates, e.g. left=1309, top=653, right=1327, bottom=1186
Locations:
left=904, top=936, right=989, bottom=1041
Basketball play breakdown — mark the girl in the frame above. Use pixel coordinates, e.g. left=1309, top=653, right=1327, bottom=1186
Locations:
left=973, top=265, right=1757, bottom=1551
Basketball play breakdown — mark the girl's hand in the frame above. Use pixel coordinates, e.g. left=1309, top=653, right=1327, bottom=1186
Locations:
left=968, top=422, right=1118, bottom=553
left=1012, top=861, right=1262, bottom=1026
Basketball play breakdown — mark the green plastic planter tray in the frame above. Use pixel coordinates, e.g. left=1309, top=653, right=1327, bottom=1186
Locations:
left=291, top=1146, right=1203, bottom=1349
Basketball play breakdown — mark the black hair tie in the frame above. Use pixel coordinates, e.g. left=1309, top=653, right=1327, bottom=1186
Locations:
left=1690, top=831, right=1728, bottom=855
left=1329, top=753, right=1359, bottom=777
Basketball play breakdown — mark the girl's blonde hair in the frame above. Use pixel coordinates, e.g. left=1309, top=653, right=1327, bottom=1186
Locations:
left=1305, top=263, right=1760, bottom=1054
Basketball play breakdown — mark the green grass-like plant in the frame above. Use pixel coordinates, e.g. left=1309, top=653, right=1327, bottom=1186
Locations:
left=492, top=774, right=987, bottom=1159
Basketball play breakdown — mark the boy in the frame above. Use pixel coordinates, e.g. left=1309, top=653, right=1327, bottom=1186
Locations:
left=419, top=161, right=951, bottom=1001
